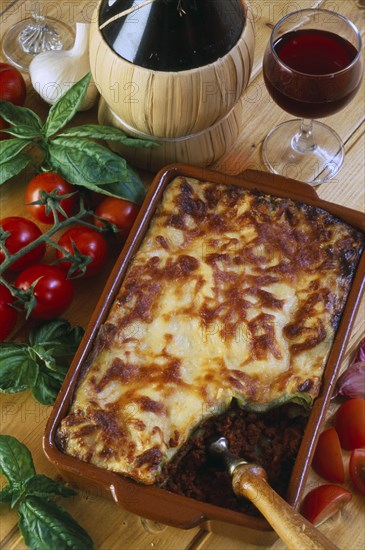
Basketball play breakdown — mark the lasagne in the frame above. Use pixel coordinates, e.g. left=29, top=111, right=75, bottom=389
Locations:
left=58, top=176, right=364, bottom=484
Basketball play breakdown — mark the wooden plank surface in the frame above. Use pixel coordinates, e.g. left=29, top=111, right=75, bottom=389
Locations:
left=0, top=0, right=364, bottom=549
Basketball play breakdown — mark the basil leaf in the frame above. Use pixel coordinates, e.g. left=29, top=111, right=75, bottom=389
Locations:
left=0, top=154, right=31, bottom=184
left=31, top=365, right=68, bottom=405
left=0, top=101, right=43, bottom=131
left=0, top=343, right=38, bottom=393
left=2, top=126, right=42, bottom=139
left=32, top=344, right=57, bottom=371
left=44, top=73, right=92, bottom=137
left=18, top=497, right=94, bottom=550
left=59, top=124, right=159, bottom=148
left=23, top=475, right=76, bottom=499
left=0, top=435, right=35, bottom=484
left=0, top=138, right=32, bottom=164
left=104, top=166, right=146, bottom=204
left=0, top=484, right=14, bottom=504
left=29, top=319, right=84, bottom=361
left=49, top=137, right=127, bottom=183
left=48, top=137, right=145, bottom=204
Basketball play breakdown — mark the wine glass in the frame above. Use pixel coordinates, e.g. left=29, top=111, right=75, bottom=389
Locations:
left=262, top=9, right=363, bottom=185
left=2, top=1, right=74, bottom=71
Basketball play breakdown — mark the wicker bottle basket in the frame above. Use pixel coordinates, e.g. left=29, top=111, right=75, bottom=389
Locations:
left=98, top=95, right=247, bottom=171
left=90, top=0, right=255, bottom=167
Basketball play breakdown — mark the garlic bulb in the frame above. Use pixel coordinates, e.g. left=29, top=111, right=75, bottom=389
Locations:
left=29, top=22, right=98, bottom=111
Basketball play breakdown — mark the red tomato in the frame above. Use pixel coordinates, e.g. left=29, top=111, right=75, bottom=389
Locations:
left=349, top=448, right=365, bottom=496
left=25, top=172, right=78, bottom=224
left=0, top=216, right=45, bottom=271
left=312, top=427, right=344, bottom=483
left=0, top=284, right=17, bottom=341
left=0, top=63, right=26, bottom=140
left=334, top=398, right=365, bottom=450
left=56, top=226, right=108, bottom=278
left=0, top=63, right=26, bottom=106
left=95, top=197, right=140, bottom=241
left=301, top=485, right=352, bottom=526
left=15, top=264, right=74, bottom=320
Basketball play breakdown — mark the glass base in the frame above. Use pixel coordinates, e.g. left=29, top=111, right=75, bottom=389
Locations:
left=2, top=17, right=74, bottom=71
left=262, top=119, right=344, bottom=185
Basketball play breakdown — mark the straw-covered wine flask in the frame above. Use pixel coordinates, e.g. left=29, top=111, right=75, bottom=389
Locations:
left=90, top=0, right=255, bottom=169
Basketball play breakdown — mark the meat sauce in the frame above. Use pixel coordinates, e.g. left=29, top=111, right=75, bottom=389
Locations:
left=163, top=402, right=307, bottom=516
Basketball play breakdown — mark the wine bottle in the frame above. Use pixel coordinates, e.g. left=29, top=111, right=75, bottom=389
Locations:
left=99, top=0, right=245, bottom=71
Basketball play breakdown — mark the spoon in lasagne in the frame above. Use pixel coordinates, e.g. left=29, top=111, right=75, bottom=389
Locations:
left=209, top=437, right=339, bottom=550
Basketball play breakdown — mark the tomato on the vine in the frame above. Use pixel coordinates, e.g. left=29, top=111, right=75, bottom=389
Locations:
left=0, top=284, right=17, bottom=341
left=312, top=427, right=344, bottom=483
left=0, top=62, right=26, bottom=106
left=0, top=216, right=45, bottom=271
left=56, top=226, right=108, bottom=278
left=301, top=485, right=352, bottom=526
left=25, top=172, right=78, bottom=224
left=334, top=398, right=365, bottom=450
left=0, top=63, right=26, bottom=141
left=95, top=197, right=140, bottom=241
left=15, top=264, right=74, bottom=320
left=349, top=448, right=365, bottom=496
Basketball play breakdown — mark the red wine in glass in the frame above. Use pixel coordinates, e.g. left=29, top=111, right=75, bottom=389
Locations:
left=264, top=29, right=362, bottom=119
left=262, top=9, right=363, bottom=185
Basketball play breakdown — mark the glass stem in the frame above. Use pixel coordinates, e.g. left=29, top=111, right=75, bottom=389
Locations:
left=31, top=1, right=45, bottom=25
left=292, top=119, right=317, bottom=153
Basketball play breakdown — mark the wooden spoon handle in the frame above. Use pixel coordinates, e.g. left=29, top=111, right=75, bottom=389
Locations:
left=232, top=464, right=339, bottom=550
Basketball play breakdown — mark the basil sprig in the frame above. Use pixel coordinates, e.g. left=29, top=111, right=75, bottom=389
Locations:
left=0, top=435, right=94, bottom=549
left=0, top=73, right=158, bottom=205
left=0, top=320, right=84, bottom=405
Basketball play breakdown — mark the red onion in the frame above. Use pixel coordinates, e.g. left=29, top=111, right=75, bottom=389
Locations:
left=354, top=337, right=365, bottom=363
left=333, top=338, right=365, bottom=399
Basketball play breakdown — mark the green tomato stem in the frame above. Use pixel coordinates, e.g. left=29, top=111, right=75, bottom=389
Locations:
left=0, top=200, right=95, bottom=279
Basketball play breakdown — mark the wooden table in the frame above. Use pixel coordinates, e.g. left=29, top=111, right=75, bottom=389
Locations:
left=0, top=1, right=364, bottom=548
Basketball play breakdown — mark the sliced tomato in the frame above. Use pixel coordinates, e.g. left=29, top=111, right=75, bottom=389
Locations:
left=301, top=485, right=352, bottom=526
left=334, top=398, right=365, bottom=450
left=312, top=427, right=344, bottom=483
left=349, top=448, right=365, bottom=496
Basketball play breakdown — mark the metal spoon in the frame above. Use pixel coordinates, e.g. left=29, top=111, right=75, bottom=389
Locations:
left=209, top=437, right=339, bottom=550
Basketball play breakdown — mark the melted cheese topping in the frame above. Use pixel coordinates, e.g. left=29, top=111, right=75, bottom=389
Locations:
left=58, top=177, right=364, bottom=484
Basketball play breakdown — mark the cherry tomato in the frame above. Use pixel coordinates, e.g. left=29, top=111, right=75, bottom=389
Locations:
left=0, top=62, right=26, bottom=106
left=349, top=448, right=365, bottom=496
left=56, top=226, right=108, bottom=278
left=0, top=284, right=17, bottom=341
left=301, top=485, right=352, bottom=526
left=312, top=427, right=344, bottom=483
left=0, top=216, right=45, bottom=271
left=15, top=264, right=74, bottom=320
left=0, top=63, right=26, bottom=140
left=95, top=197, right=140, bottom=241
left=334, top=398, right=365, bottom=450
left=25, top=172, right=78, bottom=224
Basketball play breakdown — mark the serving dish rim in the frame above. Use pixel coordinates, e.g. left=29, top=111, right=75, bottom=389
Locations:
left=43, top=163, right=365, bottom=534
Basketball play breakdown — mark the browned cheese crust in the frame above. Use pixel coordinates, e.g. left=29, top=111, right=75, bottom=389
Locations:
left=58, top=176, right=364, bottom=484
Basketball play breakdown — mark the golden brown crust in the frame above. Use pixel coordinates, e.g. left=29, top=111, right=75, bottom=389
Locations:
left=58, top=176, right=364, bottom=484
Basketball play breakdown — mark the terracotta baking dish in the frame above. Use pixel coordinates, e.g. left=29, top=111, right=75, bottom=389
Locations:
left=43, top=164, right=365, bottom=545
